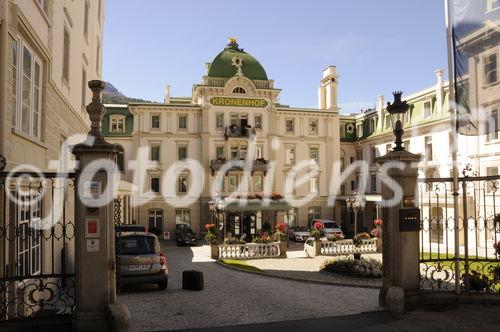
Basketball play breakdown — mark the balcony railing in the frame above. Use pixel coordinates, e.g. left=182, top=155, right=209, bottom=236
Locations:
left=210, top=158, right=269, bottom=176
left=321, top=238, right=378, bottom=256
left=218, top=242, right=280, bottom=260
left=224, top=125, right=256, bottom=140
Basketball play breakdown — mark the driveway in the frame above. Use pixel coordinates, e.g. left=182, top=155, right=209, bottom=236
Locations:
left=118, top=243, right=381, bottom=331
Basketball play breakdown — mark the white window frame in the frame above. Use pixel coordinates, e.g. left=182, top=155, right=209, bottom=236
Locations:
left=151, top=114, right=160, bottom=130
left=254, top=114, right=262, bottom=129
left=109, top=115, right=126, bottom=133
left=177, top=174, right=188, bottom=193
left=177, top=143, right=188, bottom=161
left=13, top=40, right=43, bottom=140
left=484, top=51, right=498, bottom=86
left=17, top=193, right=41, bottom=276
left=216, top=113, right=224, bottom=129
left=424, top=100, right=432, bottom=118
left=309, top=146, right=319, bottom=163
left=175, top=209, right=191, bottom=226
left=486, top=109, right=499, bottom=142
left=309, top=176, right=319, bottom=193
left=150, top=143, right=161, bottom=162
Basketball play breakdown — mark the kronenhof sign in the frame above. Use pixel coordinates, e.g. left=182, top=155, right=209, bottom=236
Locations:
left=210, top=97, right=268, bottom=108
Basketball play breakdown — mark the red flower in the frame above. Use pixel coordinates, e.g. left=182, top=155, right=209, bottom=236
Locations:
left=313, top=221, right=324, bottom=230
left=277, top=223, right=286, bottom=232
left=205, top=223, right=216, bottom=231
left=373, top=219, right=383, bottom=226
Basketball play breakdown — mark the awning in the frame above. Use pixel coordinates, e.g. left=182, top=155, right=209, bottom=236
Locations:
left=224, top=199, right=291, bottom=212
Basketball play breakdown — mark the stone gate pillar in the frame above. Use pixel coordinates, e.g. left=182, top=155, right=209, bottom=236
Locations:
left=72, top=80, right=130, bottom=331
left=376, top=149, right=422, bottom=314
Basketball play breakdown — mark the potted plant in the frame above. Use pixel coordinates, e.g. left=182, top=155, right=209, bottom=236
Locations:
left=463, top=270, right=489, bottom=291
left=310, top=221, right=325, bottom=256
left=327, top=234, right=345, bottom=242
left=352, top=232, right=371, bottom=260
left=205, top=223, right=219, bottom=259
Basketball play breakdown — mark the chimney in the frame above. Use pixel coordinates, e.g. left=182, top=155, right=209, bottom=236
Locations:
left=376, top=95, right=384, bottom=130
left=435, top=69, right=444, bottom=114
left=164, top=84, right=171, bottom=104
left=318, top=65, right=338, bottom=111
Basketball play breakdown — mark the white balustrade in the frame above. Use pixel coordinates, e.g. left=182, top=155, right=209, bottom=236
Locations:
left=321, top=238, right=378, bottom=256
left=218, top=242, right=281, bottom=260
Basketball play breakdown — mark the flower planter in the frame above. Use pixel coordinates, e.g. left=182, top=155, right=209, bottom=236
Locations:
left=210, top=244, right=219, bottom=260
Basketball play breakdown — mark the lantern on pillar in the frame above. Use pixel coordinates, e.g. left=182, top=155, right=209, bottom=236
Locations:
left=386, top=91, right=410, bottom=152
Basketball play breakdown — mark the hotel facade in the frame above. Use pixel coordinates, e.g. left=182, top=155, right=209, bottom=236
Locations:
left=105, top=37, right=499, bottom=241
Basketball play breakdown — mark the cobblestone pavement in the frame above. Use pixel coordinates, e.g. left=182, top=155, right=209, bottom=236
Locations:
left=244, top=242, right=382, bottom=288
left=118, top=243, right=381, bottom=331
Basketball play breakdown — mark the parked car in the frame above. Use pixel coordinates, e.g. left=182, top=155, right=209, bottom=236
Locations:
left=176, top=224, right=197, bottom=246
left=115, top=232, right=168, bottom=290
left=176, top=229, right=197, bottom=246
left=288, top=226, right=310, bottom=242
left=312, top=219, right=343, bottom=237
left=115, top=224, right=147, bottom=233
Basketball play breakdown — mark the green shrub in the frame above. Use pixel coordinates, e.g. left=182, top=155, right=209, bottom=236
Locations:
left=321, top=258, right=383, bottom=278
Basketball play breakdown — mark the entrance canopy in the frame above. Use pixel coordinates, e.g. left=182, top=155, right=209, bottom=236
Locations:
left=224, top=199, right=291, bottom=212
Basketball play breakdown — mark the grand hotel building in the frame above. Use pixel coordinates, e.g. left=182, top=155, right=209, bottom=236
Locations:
left=105, top=37, right=500, bottom=240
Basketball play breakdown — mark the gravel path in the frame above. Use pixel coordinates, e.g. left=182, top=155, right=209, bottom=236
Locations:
left=118, top=243, right=381, bottom=331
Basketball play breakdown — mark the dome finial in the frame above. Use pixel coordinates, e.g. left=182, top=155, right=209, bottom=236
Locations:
left=228, top=36, right=237, bottom=43
left=226, top=37, right=240, bottom=51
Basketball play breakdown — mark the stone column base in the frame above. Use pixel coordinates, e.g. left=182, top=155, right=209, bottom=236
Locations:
left=73, top=311, right=109, bottom=332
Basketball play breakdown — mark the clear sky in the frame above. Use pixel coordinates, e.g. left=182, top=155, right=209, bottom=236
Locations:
left=103, top=0, right=447, bottom=114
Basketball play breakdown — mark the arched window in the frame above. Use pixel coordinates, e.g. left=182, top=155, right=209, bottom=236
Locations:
left=232, top=87, right=246, bottom=94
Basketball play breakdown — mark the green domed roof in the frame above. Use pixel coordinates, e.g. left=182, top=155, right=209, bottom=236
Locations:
left=207, top=39, right=268, bottom=81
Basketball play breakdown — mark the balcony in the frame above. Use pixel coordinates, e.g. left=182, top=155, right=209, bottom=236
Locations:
left=210, top=158, right=269, bottom=176
left=224, top=125, right=256, bottom=140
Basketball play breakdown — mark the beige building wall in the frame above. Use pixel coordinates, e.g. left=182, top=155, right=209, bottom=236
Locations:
left=3, top=0, right=104, bottom=171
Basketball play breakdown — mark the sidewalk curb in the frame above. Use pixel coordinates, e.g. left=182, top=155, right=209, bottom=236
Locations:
left=216, top=260, right=381, bottom=290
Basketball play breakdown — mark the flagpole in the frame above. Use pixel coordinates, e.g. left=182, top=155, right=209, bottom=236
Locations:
left=445, top=0, right=461, bottom=295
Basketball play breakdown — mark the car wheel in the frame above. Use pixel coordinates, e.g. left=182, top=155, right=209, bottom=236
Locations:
left=158, top=279, right=168, bottom=290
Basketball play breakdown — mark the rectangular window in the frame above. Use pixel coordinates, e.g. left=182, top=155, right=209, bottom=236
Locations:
left=110, top=116, right=126, bottom=133
left=16, top=43, right=42, bottom=139
left=63, top=27, right=70, bottom=82
left=239, top=145, right=247, bottom=159
left=178, top=145, right=187, bottom=161
left=151, top=177, right=160, bottom=193
left=351, top=180, right=356, bottom=191
left=254, top=175, right=263, bottom=192
left=484, top=53, right=498, bottom=85
left=371, top=174, right=377, bottom=192
left=309, top=147, right=319, bottom=163
left=340, top=156, right=345, bottom=172
left=148, top=209, right=163, bottom=232
left=486, top=110, right=499, bottom=141
left=340, top=184, right=346, bottom=196
left=175, top=209, right=191, bottom=226
left=256, top=145, right=263, bottom=159
left=230, top=146, right=238, bottom=159
left=17, top=193, right=41, bottom=276
left=216, top=146, right=224, bottom=159
left=84, top=1, right=90, bottom=36
left=385, top=114, right=391, bottom=129
left=285, top=145, right=295, bottom=165
left=150, top=145, right=160, bottom=162
left=371, top=146, right=377, bottom=162
left=81, top=68, right=87, bottom=109
left=177, top=175, right=188, bottom=193
left=178, top=115, right=187, bottom=129
left=228, top=175, right=238, bottom=192
left=284, top=208, right=298, bottom=227
left=309, top=119, right=318, bottom=134
left=309, top=177, right=319, bottom=193
left=216, top=113, right=224, bottom=128
left=424, top=101, right=432, bottom=118
left=356, top=123, right=363, bottom=138
left=254, top=114, right=262, bottom=129
left=425, top=136, right=433, bottom=161
left=285, top=119, right=294, bottom=133
left=486, top=167, right=498, bottom=193
left=151, top=115, right=160, bottom=129
left=230, top=114, right=238, bottom=126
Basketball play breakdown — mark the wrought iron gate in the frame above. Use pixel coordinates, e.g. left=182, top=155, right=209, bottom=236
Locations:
left=418, top=174, right=500, bottom=294
left=0, top=172, right=76, bottom=322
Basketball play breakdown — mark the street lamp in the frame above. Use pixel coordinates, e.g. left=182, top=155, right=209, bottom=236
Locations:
left=386, top=91, right=410, bottom=152
left=346, top=193, right=366, bottom=236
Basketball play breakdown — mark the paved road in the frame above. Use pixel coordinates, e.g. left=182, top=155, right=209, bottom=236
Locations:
left=118, top=243, right=381, bottom=331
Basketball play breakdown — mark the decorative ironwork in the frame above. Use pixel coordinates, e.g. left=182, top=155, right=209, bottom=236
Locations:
left=0, top=172, right=76, bottom=321
left=418, top=175, right=500, bottom=294
left=113, top=197, right=122, bottom=293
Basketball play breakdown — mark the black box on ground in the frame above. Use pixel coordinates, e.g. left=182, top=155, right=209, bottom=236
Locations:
left=182, top=270, right=204, bottom=291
